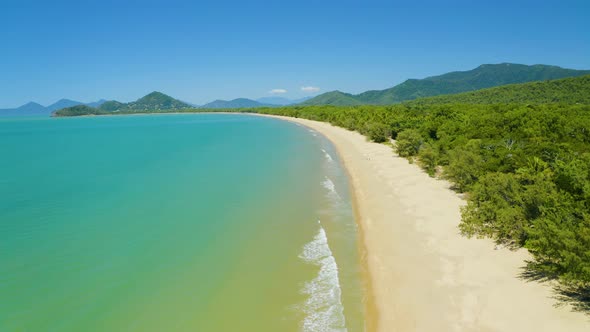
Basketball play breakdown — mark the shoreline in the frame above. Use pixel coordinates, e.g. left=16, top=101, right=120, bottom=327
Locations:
left=261, top=114, right=589, bottom=331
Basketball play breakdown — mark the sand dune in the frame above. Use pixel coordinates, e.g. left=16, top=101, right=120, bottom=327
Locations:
left=265, top=115, right=589, bottom=332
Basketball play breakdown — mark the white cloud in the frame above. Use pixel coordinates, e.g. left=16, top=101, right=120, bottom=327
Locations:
left=301, top=86, right=320, bottom=93
left=269, top=89, right=287, bottom=94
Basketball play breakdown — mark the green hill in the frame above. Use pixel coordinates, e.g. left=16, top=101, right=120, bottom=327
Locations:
left=98, top=100, right=126, bottom=112
left=53, top=92, right=192, bottom=116
left=303, top=63, right=590, bottom=106
left=408, top=75, right=590, bottom=105
left=300, top=91, right=363, bottom=106
left=123, top=91, right=190, bottom=111
left=201, top=98, right=269, bottom=109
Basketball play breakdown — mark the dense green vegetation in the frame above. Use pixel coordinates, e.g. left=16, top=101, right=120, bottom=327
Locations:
left=300, top=91, right=364, bottom=106
left=302, top=63, right=590, bottom=106
left=409, top=75, right=590, bottom=105
left=252, top=102, right=590, bottom=288
left=123, top=91, right=191, bottom=111
left=52, top=104, right=110, bottom=117
left=98, top=100, right=126, bottom=112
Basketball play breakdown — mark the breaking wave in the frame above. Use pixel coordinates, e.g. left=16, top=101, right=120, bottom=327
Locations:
left=322, top=177, right=336, bottom=194
left=321, top=149, right=334, bottom=162
left=299, top=224, right=347, bottom=332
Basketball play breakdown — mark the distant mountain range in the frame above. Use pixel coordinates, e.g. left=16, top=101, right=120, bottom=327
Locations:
left=3, top=94, right=312, bottom=116
left=255, top=96, right=312, bottom=106
left=54, top=72, right=590, bottom=117
left=0, top=99, right=107, bottom=116
left=55, top=94, right=316, bottom=115
left=9, top=63, right=590, bottom=117
left=201, top=96, right=312, bottom=109
left=302, top=63, right=590, bottom=106
left=201, top=98, right=271, bottom=109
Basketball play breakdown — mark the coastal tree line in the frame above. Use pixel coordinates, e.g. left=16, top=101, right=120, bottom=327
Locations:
left=251, top=103, right=590, bottom=289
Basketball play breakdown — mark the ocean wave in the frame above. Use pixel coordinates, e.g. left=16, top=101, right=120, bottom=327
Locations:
left=321, top=149, right=334, bottom=162
left=322, top=177, right=336, bottom=193
left=322, top=177, right=341, bottom=201
left=299, top=224, right=347, bottom=332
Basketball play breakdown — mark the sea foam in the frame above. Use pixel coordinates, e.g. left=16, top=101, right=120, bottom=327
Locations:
left=322, top=177, right=342, bottom=202
left=299, top=224, right=347, bottom=332
left=321, top=149, right=334, bottom=162
left=322, top=177, right=336, bottom=193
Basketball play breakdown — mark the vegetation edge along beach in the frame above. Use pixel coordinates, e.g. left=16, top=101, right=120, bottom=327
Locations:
left=259, top=114, right=590, bottom=330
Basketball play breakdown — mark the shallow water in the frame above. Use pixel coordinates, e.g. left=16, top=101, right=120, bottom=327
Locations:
left=0, top=114, right=365, bottom=331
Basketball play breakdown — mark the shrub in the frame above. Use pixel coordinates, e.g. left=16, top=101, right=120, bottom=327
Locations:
left=364, top=122, right=390, bottom=143
left=460, top=172, right=529, bottom=245
left=418, top=142, right=439, bottom=176
left=395, top=129, right=423, bottom=157
left=526, top=212, right=590, bottom=285
left=444, top=141, right=485, bottom=192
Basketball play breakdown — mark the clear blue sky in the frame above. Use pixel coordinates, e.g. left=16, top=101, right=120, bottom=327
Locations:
left=1, top=0, right=589, bottom=107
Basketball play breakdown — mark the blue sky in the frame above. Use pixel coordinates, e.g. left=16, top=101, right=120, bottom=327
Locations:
left=1, top=0, right=589, bottom=107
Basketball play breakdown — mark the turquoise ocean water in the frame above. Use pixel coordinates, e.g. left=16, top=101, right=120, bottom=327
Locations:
left=0, top=114, right=366, bottom=331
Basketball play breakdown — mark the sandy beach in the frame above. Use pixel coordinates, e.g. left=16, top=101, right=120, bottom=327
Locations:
left=264, top=115, right=589, bottom=332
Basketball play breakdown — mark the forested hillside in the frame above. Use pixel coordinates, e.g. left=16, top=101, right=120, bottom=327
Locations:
left=52, top=105, right=109, bottom=117
left=303, top=63, right=590, bottom=105
left=300, top=91, right=363, bottom=106
left=409, top=75, right=590, bottom=105
left=201, top=98, right=269, bottom=108
left=122, top=91, right=190, bottom=111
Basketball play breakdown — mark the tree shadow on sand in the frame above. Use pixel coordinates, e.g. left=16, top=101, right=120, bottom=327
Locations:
left=519, top=260, right=590, bottom=315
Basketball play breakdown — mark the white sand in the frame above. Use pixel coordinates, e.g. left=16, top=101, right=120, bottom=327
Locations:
left=265, top=115, right=589, bottom=332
